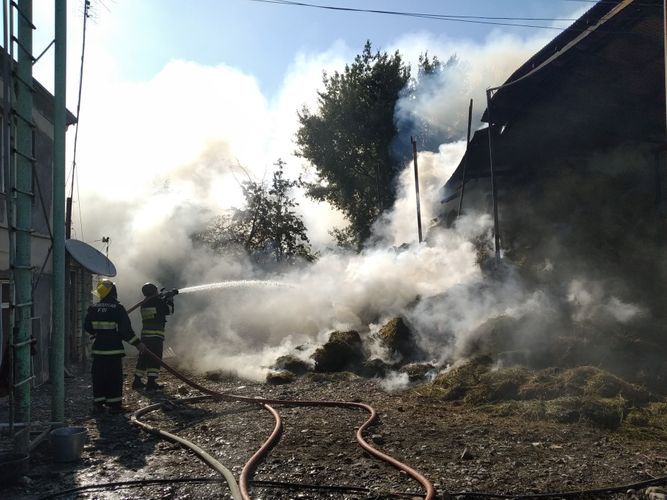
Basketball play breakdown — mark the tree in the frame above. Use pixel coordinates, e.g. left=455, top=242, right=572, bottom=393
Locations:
left=394, top=52, right=457, bottom=154
left=193, top=160, right=315, bottom=265
left=296, top=41, right=411, bottom=249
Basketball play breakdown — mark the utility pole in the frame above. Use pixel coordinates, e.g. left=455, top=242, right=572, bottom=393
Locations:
left=411, top=137, right=423, bottom=244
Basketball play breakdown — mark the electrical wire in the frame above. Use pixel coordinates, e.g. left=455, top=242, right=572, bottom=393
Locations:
left=246, top=0, right=576, bottom=30
left=560, top=0, right=658, bottom=4
left=66, top=0, right=90, bottom=240
left=244, top=0, right=661, bottom=31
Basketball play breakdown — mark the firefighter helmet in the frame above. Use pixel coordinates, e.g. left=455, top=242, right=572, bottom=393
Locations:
left=94, top=279, right=116, bottom=300
left=142, top=282, right=158, bottom=297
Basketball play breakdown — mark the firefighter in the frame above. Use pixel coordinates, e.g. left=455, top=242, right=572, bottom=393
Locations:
left=132, top=282, right=174, bottom=391
left=84, top=279, right=146, bottom=415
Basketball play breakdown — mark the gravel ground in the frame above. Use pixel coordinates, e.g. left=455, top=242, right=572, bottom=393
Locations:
left=2, top=356, right=667, bottom=499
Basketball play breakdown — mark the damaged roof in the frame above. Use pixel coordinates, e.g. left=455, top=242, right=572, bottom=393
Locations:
left=483, top=0, right=663, bottom=125
left=443, top=0, right=664, bottom=201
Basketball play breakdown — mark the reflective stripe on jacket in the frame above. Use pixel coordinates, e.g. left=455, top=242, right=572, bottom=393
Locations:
left=140, top=295, right=171, bottom=334
left=141, top=329, right=165, bottom=339
left=84, top=298, right=140, bottom=356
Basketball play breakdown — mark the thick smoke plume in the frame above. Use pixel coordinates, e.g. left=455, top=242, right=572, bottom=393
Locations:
left=60, top=20, right=650, bottom=382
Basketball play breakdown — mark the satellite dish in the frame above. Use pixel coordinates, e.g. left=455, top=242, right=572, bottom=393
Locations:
left=65, top=239, right=117, bottom=277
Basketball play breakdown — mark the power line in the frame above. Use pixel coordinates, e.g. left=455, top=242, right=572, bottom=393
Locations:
left=245, top=0, right=659, bottom=31
left=67, top=0, right=91, bottom=240
left=246, top=0, right=577, bottom=27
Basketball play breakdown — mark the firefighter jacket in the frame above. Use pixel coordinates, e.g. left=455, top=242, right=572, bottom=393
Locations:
left=140, top=295, right=172, bottom=339
left=84, top=297, right=140, bottom=356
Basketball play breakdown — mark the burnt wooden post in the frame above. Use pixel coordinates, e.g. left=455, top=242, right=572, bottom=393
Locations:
left=411, top=137, right=423, bottom=243
left=458, top=99, right=474, bottom=217
left=486, top=89, right=501, bottom=264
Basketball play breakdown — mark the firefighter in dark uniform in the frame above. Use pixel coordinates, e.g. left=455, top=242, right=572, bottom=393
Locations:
left=84, top=279, right=146, bottom=415
left=132, top=282, right=175, bottom=390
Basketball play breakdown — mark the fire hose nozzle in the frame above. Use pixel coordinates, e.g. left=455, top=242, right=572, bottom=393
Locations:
left=160, top=288, right=179, bottom=300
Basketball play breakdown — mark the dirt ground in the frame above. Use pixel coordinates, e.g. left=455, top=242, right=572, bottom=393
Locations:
left=2, top=355, right=667, bottom=500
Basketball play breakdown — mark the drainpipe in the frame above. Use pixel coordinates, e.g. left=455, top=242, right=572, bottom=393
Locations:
left=14, top=0, right=34, bottom=454
left=51, top=0, right=66, bottom=423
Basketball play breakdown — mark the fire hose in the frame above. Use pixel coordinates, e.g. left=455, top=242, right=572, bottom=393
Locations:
left=131, top=346, right=436, bottom=500
left=127, top=287, right=178, bottom=315
left=132, top=397, right=243, bottom=499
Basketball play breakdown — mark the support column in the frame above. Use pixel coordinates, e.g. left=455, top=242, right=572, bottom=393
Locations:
left=51, top=0, right=66, bottom=423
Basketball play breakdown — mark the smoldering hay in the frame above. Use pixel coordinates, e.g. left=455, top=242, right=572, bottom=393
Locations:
left=69, top=28, right=645, bottom=381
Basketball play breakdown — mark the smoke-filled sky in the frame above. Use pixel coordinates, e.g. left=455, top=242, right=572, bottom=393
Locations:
left=28, top=1, right=634, bottom=380
left=27, top=0, right=586, bottom=247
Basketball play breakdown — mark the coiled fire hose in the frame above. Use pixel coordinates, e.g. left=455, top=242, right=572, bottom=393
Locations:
left=131, top=346, right=435, bottom=500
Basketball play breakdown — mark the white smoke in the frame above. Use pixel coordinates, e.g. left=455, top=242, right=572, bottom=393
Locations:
left=173, top=218, right=487, bottom=379
left=567, top=279, right=644, bottom=323
left=373, top=141, right=466, bottom=246
left=28, top=5, right=646, bottom=381
left=380, top=371, right=410, bottom=392
left=391, top=31, right=553, bottom=141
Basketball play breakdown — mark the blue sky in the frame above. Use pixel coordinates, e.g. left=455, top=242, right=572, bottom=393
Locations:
left=97, top=0, right=583, bottom=96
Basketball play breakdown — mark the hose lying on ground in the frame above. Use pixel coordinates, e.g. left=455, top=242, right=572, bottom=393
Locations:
left=134, top=347, right=436, bottom=500
left=133, top=348, right=667, bottom=500
left=131, top=396, right=243, bottom=500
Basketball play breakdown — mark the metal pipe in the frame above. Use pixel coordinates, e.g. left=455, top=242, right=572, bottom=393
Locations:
left=664, top=0, right=667, bottom=208
left=0, top=0, right=8, bottom=435
left=28, top=426, right=50, bottom=451
left=411, top=137, right=423, bottom=243
left=32, top=38, right=53, bottom=65
left=457, top=98, right=473, bottom=216
left=14, top=0, right=34, bottom=454
left=0, top=421, right=63, bottom=427
left=6, top=0, right=16, bottom=442
left=486, top=89, right=501, bottom=265
left=51, top=0, right=66, bottom=423
left=79, top=270, right=89, bottom=362
left=13, top=375, right=33, bottom=387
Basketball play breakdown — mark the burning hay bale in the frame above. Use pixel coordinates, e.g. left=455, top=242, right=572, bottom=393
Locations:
left=266, top=369, right=297, bottom=385
left=311, top=330, right=366, bottom=373
left=363, top=358, right=391, bottom=378
left=428, top=356, right=495, bottom=401
left=377, top=317, right=424, bottom=362
left=203, top=369, right=237, bottom=382
left=271, top=354, right=312, bottom=376
left=518, top=366, right=652, bottom=406
left=399, top=362, right=436, bottom=382
left=425, top=359, right=656, bottom=429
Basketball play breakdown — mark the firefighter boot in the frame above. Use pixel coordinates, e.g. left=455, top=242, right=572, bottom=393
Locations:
left=91, top=402, right=106, bottom=416
left=108, top=403, right=130, bottom=415
left=132, top=375, right=145, bottom=390
left=146, top=378, right=163, bottom=391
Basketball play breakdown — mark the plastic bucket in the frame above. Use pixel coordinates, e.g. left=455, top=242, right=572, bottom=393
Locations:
left=50, top=426, right=87, bottom=462
left=0, top=452, right=29, bottom=483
